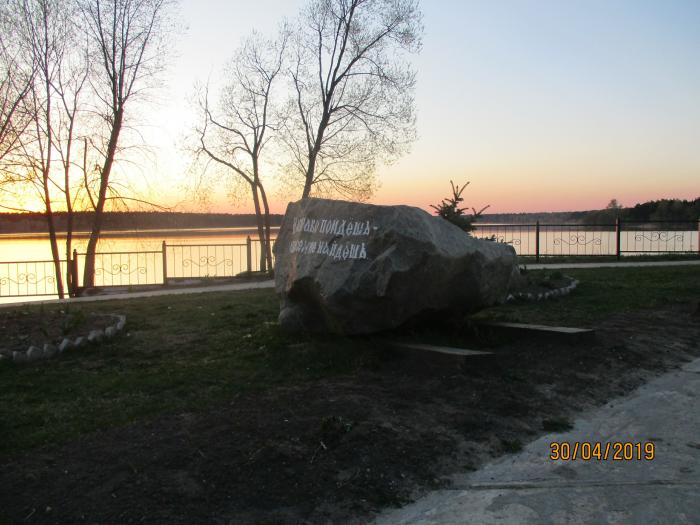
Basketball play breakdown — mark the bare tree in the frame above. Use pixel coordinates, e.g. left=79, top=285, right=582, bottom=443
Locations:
left=193, top=31, right=287, bottom=272
left=5, top=0, right=79, bottom=299
left=52, top=11, right=91, bottom=295
left=3, top=0, right=94, bottom=298
left=0, top=4, right=35, bottom=167
left=284, top=0, right=422, bottom=200
left=80, top=0, right=175, bottom=288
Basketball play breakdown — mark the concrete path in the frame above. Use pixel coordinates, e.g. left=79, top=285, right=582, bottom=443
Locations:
left=523, top=260, right=700, bottom=270
left=0, top=280, right=275, bottom=308
left=373, top=357, right=700, bottom=525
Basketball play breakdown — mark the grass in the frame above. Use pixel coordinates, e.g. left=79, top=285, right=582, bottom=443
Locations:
left=1, top=264, right=698, bottom=457
left=475, top=265, right=700, bottom=327
left=0, top=289, right=378, bottom=457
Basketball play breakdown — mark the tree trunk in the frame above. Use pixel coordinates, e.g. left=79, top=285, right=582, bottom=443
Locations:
left=252, top=156, right=273, bottom=273
left=82, top=108, right=123, bottom=289
left=64, top=130, right=77, bottom=296
left=301, top=97, right=331, bottom=199
left=65, top=199, right=74, bottom=295
left=250, top=180, right=266, bottom=273
left=43, top=189, right=65, bottom=299
left=302, top=144, right=320, bottom=198
left=257, top=180, right=273, bottom=273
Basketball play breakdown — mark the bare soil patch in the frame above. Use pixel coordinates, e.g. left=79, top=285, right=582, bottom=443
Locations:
left=1, top=304, right=699, bottom=524
left=0, top=308, right=115, bottom=356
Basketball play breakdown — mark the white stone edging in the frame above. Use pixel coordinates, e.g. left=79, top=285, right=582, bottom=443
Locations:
left=8, top=314, right=127, bottom=364
left=506, top=278, right=579, bottom=303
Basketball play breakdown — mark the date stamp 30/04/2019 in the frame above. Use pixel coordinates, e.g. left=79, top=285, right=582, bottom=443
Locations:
left=549, top=441, right=655, bottom=461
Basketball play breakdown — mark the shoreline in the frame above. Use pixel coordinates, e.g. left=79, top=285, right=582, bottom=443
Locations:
left=0, top=226, right=282, bottom=241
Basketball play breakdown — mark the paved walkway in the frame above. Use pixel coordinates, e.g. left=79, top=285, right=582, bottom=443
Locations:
left=372, top=357, right=700, bottom=525
left=0, top=280, right=276, bottom=308
left=524, top=260, right=700, bottom=270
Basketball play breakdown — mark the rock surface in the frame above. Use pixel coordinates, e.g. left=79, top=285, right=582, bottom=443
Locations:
left=273, top=198, right=519, bottom=334
left=43, top=344, right=57, bottom=358
left=26, top=346, right=42, bottom=361
left=87, top=330, right=103, bottom=344
left=59, top=338, right=73, bottom=353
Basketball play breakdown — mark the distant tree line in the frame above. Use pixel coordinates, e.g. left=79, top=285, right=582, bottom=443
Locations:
left=479, top=211, right=591, bottom=224
left=581, top=198, right=700, bottom=224
left=0, top=211, right=284, bottom=235
left=3, top=197, right=697, bottom=235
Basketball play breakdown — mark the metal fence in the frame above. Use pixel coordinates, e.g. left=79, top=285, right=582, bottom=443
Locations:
left=79, top=239, right=271, bottom=288
left=472, top=219, right=700, bottom=259
left=1, top=238, right=269, bottom=298
left=1, top=220, right=699, bottom=298
left=0, top=259, right=69, bottom=297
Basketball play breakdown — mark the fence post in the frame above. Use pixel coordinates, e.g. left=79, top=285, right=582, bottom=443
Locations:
left=535, top=221, right=540, bottom=261
left=162, top=241, right=168, bottom=286
left=246, top=236, right=252, bottom=274
left=615, top=217, right=621, bottom=260
left=71, top=249, right=79, bottom=297
left=697, top=219, right=700, bottom=256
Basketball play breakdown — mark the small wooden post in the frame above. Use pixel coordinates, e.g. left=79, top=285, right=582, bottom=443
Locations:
left=162, top=241, right=168, bottom=286
left=697, top=219, right=699, bottom=256
left=246, top=236, right=252, bottom=274
left=71, top=249, right=79, bottom=297
left=535, top=221, right=540, bottom=261
left=615, top=217, right=621, bottom=260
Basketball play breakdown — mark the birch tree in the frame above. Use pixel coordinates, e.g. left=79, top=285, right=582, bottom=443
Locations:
left=285, top=0, right=422, bottom=200
left=8, top=0, right=79, bottom=298
left=193, top=31, right=286, bottom=272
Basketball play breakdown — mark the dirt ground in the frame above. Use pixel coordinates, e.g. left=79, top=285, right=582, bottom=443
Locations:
left=0, top=309, right=114, bottom=356
left=1, top=303, right=699, bottom=524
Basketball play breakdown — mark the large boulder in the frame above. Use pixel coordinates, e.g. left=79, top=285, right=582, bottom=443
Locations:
left=273, top=198, right=519, bottom=334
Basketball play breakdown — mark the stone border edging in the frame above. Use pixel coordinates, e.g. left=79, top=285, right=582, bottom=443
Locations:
left=506, top=278, right=579, bottom=303
left=7, top=314, right=126, bottom=364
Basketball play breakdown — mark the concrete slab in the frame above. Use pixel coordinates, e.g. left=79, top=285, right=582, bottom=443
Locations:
left=390, top=342, right=492, bottom=357
left=476, top=321, right=595, bottom=342
left=372, top=357, right=700, bottom=525
left=478, top=321, right=593, bottom=335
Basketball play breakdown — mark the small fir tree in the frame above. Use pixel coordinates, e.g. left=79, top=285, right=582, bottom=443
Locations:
left=430, top=181, right=490, bottom=233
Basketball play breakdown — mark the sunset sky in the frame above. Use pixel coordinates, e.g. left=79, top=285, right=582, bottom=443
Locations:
left=139, top=0, right=699, bottom=215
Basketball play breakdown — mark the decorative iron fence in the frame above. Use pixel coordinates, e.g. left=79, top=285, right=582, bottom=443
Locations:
left=1, top=220, right=698, bottom=299
left=0, top=238, right=269, bottom=298
left=0, top=260, right=69, bottom=297
left=472, top=219, right=700, bottom=259
left=164, top=239, right=271, bottom=281
left=90, top=250, right=162, bottom=287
